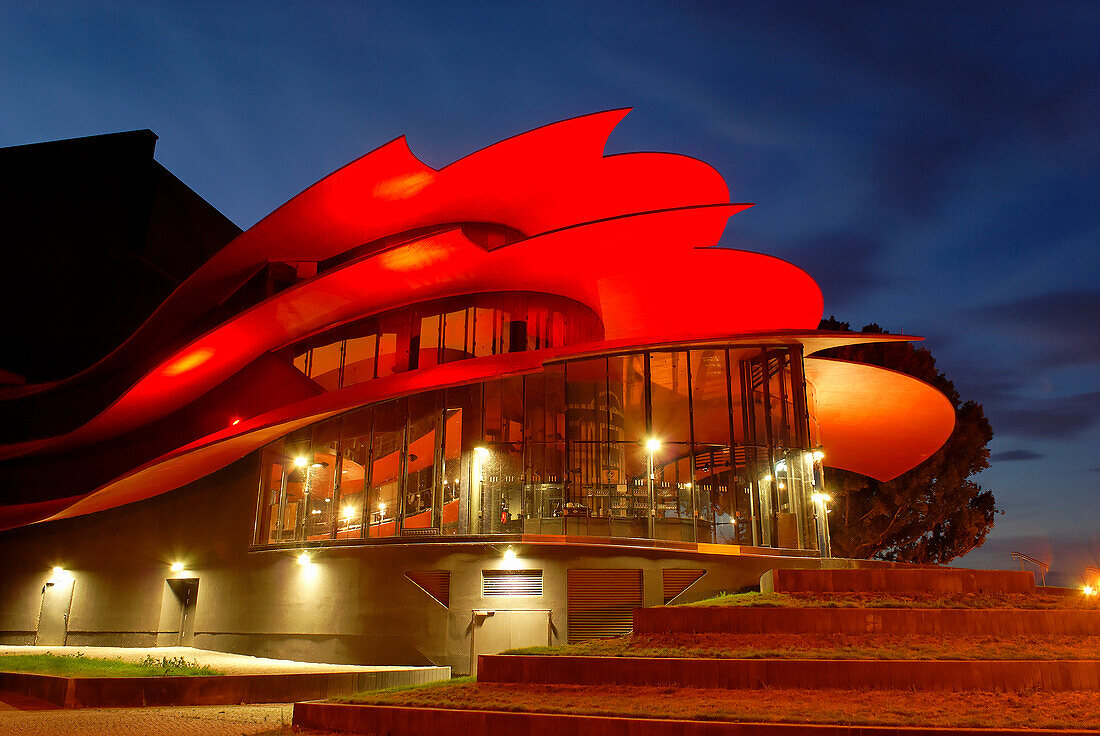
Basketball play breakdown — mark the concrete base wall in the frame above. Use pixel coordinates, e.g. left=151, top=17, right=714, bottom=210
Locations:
left=0, top=454, right=863, bottom=674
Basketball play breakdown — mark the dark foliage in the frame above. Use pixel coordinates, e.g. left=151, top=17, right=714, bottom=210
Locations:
left=817, top=317, right=998, bottom=563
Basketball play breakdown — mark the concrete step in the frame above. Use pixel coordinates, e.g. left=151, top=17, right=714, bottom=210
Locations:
left=635, top=606, right=1100, bottom=635
left=294, top=701, right=1100, bottom=736
left=478, top=654, right=1100, bottom=692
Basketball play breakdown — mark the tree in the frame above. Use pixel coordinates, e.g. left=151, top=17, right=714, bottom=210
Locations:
left=816, top=317, right=999, bottom=564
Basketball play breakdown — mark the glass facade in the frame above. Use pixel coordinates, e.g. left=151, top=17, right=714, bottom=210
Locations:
left=286, top=292, right=602, bottom=391
left=254, top=345, right=829, bottom=552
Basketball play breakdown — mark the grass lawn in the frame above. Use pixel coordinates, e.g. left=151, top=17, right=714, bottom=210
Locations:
left=339, top=680, right=1100, bottom=731
left=0, top=652, right=222, bottom=677
left=680, top=591, right=1098, bottom=609
left=507, top=632, right=1100, bottom=661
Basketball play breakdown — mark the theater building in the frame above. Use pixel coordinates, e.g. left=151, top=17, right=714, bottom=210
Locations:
left=0, top=111, right=954, bottom=673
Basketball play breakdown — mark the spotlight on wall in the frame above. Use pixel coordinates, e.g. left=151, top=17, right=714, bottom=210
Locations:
left=503, top=545, right=517, bottom=563
left=170, top=562, right=185, bottom=572
left=48, top=566, right=71, bottom=583
left=294, top=456, right=308, bottom=468
left=811, top=492, right=832, bottom=503
left=474, top=446, right=490, bottom=460
left=297, top=552, right=312, bottom=566
left=342, top=505, right=356, bottom=519
left=812, top=450, right=825, bottom=461
left=645, top=438, right=661, bottom=452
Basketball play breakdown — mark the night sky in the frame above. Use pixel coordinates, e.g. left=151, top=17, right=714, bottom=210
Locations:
left=3, top=2, right=1097, bottom=584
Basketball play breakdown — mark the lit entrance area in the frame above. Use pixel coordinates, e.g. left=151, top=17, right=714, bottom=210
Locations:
left=157, top=578, right=199, bottom=647
left=469, top=609, right=551, bottom=675
left=35, top=570, right=75, bottom=646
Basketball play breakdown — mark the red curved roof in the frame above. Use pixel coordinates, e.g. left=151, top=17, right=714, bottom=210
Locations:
left=804, top=357, right=956, bottom=481
left=0, top=111, right=954, bottom=529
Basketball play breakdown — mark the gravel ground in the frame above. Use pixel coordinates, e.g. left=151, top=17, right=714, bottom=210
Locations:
left=0, top=703, right=298, bottom=736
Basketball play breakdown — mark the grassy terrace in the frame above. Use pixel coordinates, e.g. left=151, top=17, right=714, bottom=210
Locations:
left=340, top=680, right=1100, bottom=731
left=678, top=591, right=1098, bottom=609
left=0, top=653, right=222, bottom=677
left=506, top=631, right=1100, bottom=660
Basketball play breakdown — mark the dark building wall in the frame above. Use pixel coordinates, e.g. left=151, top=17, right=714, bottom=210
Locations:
left=0, top=130, right=241, bottom=384
left=0, top=450, right=857, bottom=674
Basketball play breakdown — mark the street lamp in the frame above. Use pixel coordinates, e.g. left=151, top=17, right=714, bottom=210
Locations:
left=645, top=438, right=660, bottom=538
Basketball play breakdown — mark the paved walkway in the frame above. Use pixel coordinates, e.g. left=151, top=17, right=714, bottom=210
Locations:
left=0, top=645, right=434, bottom=675
left=0, top=703, right=303, bottom=735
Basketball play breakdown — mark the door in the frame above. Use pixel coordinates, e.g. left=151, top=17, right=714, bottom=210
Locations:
left=469, top=609, right=551, bottom=675
left=36, top=576, right=75, bottom=645
left=177, top=579, right=198, bottom=646
left=158, top=578, right=199, bottom=646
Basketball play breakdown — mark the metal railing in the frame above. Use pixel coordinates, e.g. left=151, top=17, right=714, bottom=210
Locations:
left=1011, top=551, right=1049, bottom=586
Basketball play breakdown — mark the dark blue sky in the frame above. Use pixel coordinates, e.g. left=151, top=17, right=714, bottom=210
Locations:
left=3, top=2, right=1097, bottom=583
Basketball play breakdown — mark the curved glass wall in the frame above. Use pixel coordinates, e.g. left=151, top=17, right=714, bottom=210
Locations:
left=254, top=345, right=829, bottom=551
left=284, top=292, right=602, bottom=392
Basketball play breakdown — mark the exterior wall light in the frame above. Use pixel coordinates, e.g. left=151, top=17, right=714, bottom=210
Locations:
left=503, top=545, right=517, bottom=562
left=170, top=562, right=185, bottom=572
left=474, top=446, right=490, bottom=460
left=811, top=492, right=832, bottom=503
left=294, top=456, right=308, bottom=468
left=645, top=438, right=661, bottom=452
left=812, top=450, right=825, bottom=461
left=1084, top=585, right=1096, bottom=597
left=297, top=552, right=312, bottom=566
left=342, top=505, right=356, bottom=519
left=48, top=566, right=71, bottom=583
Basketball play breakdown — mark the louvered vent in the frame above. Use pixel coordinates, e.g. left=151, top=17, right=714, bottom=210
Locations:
left=662, top=568, right=705, bottom=604
left=405, top=570, right=450, bottom=608
left=567, top=569, right=642, bottom=643
left=482, top=569, right=543, bottom=597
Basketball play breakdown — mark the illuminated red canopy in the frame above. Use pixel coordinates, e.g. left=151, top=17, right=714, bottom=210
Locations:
left=0, top=110, right=955, bottom=528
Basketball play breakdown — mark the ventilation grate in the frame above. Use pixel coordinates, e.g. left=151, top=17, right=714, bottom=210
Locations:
left=482, top=569, right=543, bottom=597
left=662, top=568, right=706, bottom=604
left=567, top=569, right=642, bottom=643
left=405, top=570, right=450, bottom=608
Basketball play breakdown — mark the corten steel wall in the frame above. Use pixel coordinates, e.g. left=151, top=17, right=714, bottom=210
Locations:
left=0, top=452, right=854, bottom=673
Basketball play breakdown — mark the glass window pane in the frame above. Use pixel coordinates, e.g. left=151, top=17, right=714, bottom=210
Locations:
left=402, top=392, right=439, bottom=531
left=369, top=398, right=405, bottom=538
left=282, top=428, right=312, bottom=541
left=337, top=407, right=373, bottom=538
left=310, top=341, right=342, bottom=391
left=415, top=314, right=440, bottom=370
left=305, top=419, right=340, bottom=540
left=343, top=334, right=377, bottom=387
left=377, top=332, right=398, bottom=378
left=607, top=354, right=646, bottom=443
left=441, top=408, right=463, bottom=534
left=442, top=309, right=468, bottom=362
left=690, top=350, right=731, bottom=446
left=649, top=351, right=691, bottom=444
left=293, top=350, right=310, bottom=377
left=473, top=306, right=495, bottom=357
left=255, top=438, right=286, bottom=544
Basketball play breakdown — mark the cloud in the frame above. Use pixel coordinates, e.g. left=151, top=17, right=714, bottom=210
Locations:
left=966, top=290, right=1100, bottom=369
left=991, top=449, right=1044, bottom=462
left=995, top=391, right=1100, bottom=439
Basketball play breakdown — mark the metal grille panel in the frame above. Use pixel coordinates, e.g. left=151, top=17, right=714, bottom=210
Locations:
left=662, top=568, right=706, bottom=604
left=567, top=569, right=642, bottom=643
left=482, top=569, right=544, bottom=597
left=405, top=570, right=450, bottom=608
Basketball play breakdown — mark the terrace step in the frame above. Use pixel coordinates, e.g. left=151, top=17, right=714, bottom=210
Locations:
left=477, top=654, right=1100, bottom=692
left=635, top=606, right=1100, bottom=635
left=293, top=702, right=1100, bottom=736
left=762, top=567, right=1036, bottom=595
